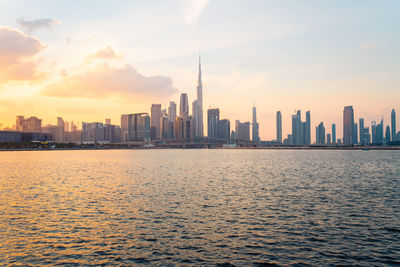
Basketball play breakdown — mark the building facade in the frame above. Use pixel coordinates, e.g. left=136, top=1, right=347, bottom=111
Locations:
left=343, top=106, right=354, bottom=145
left=252, top=105, right=259, bottom=143
left=235, top=120, right=250, bottom=142
left=316, top=122, right=325, bottom=144
left=175, top=116, right=193, bottom=141
left=359, top=118, right=370, bottom=145
left=16, top=116, right=42, bottom=133
left=217, top=119, right=230, bottom=140
left=276, top=111, right=282, bottom=143
left=391, top=109, right=396, bottom=141
left=121, top=113, right=150, bottom=142
left=207, top=108, right=220, bottom=139
left=151, top=104, right=162, bottom=140
left=180, top=93, right=189, bottom=118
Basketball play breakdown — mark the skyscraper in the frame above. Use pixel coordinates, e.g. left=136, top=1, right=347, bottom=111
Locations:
left=291, top=114, right=297, bottom=144
left=57, top=117, right=65, bottom=143
left=235, top=120, right=250, bottom=141
left=371, top=119, right=384, bottom=143
left=70, top=121, right=77, bottom=132
left=151, top=104, right=162, bottom=139
left=207, top=108, right=219, bottom=139
left=276, top=111, right=282, bottom=143
left=353, top=123, right=358, bottom=144
left=301, top=122, right=307, bottom=145
left=168, top=101, right=177, bottom=122
left=306, top=111, right=311, bottom=145
left=192, top=100, right=200, bottom=138
left=197, top=56, right=204, bottom=137
left=385, top=125, right=391, bottom=143
left=359, top=118, right=370, bottom=145
left=175, top=116, right=193, bottom=141
left=121, top=113, right=150, bottom=142
left=296, top=110, right=302, bottom=144
left=217, top=119, right=230, bottom=140
left=316, top=122, right=325, bottom=144
left=64, top=121, right=70, bottom=132
left=371, top=121, right=377, bottom=143
left=391, top=109, right=396, bottom=141
left=161, top=115, right=168, bottom=139
left=291, top=110, right=303, bottom=145
left=192, top=56, right=204, bottom=138
left=252, top=104, right=259, bottom=143
left=180, top=93, right=189, bottom=118
left=16, top=116, right=42, bottom=133
left=332, top=123, right=336, bottom=144
left=168, top=101, right=177, bottom=139
left=377, top=119, right=384, bottom=143
left=343, top=106, right=354, bottom=145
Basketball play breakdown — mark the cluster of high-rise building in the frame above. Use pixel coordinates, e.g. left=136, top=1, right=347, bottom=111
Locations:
left=280, top=110, right=311, bottom=145
left=341, top=106, right=397, bottom=145
left=143, top=57, right=206, bottom=143
left=41, top=117, right=81, bottom=143
left=0, top=57, right=399, bottom=146
left=278, top=106, right=398, bottom=146
left=115, top=57, right=258, bottom=145
left=16, top=116, right=42, bottom=133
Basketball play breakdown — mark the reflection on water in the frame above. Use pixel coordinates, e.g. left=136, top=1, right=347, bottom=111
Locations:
left=0, top=150, right=399, bottom=265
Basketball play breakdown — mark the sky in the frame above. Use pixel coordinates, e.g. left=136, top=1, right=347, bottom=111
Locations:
left=0, top=0, right=399, bottom=140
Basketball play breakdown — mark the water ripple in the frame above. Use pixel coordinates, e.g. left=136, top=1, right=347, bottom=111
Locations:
left=0, top=149, right=399, bottom=266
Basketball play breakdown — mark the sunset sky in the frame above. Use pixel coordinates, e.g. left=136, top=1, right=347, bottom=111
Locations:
left=0, top=0, right=399, bottom=140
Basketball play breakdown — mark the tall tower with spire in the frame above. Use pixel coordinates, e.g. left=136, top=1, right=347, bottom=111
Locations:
left=197, top=55, right=203, bottom=102
left=252, top=103, right=259, bottom=143
left=194, top=54, right=204, bottom=138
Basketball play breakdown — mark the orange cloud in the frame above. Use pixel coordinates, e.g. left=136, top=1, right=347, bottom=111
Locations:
left=0, top=26, right=46, bottom=84
left=90, top=45, right=123, bottom=59
left=41, top=63, right=177, bottom=100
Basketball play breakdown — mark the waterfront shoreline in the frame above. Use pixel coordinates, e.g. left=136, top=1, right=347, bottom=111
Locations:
left=1, top=145, right=400, bottom=151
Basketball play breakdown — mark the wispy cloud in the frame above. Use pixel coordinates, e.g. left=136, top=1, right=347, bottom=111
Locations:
left=17, top=17, right=62, bottom=33
left=182, top=0, right=210, bottom=25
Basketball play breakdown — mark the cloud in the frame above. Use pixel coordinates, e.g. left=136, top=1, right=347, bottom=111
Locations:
left=41, top=64, right=177, bottom=100
left=89, top=45, right=123, bottom=60
left=17, top=17, right=62, bottom=33
left=0, top=26, right=46, bottom=84
left=182, top=0, right=210, bottom=25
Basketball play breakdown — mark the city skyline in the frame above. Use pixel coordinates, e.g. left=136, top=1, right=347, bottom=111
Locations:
left=0, top=1, right=399, bottom=140
left=5, top=102, right=399, bottom=146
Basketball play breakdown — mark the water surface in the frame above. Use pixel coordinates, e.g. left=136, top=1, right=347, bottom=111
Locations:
left=0, top=150, right=399, bottom=266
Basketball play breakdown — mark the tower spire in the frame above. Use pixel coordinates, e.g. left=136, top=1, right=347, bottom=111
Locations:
left=195, top=52, right=204, bottom=137
left=198, top=52, right=202, bottom=93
